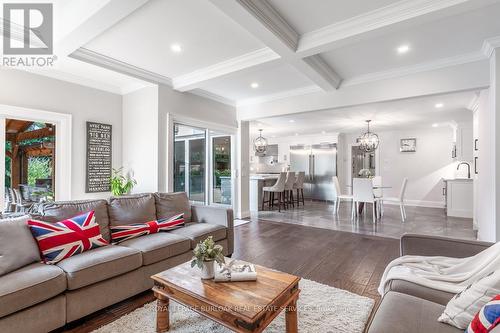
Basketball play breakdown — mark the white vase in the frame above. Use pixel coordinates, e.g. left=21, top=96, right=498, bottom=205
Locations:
left=200, top=260, right=215, bottom=279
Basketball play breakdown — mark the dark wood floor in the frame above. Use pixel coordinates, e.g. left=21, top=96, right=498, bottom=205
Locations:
left=60, top=220, right=399, bottom=332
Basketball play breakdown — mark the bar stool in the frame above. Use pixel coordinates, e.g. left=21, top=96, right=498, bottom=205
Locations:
left=284, top=172, right=296, bottom=209
left=293, top=171, right=305, bottom=206
left=261, top=172, right=287, bottom=212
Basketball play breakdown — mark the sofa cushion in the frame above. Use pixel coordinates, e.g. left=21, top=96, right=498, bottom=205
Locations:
left=0, top=215, right=40, bottom=276
left=108, top=194, right=156, bottom=226
left=367, top=292, right=461, bottom=333
left=36, top=199, right=111, bottom=242
left=388, top=279, right=455, bottom=305
left=154, top=192, right=191, bottom=222
left=28, top=211, right=109, bottom=264
left=119, top=232, right=191, bottom=265
left=170, top=222, right=227, bottom=248
left=0, top=262, right=66, bottom=318
left=110, top=213, right=185, bottom=243
left=56, top=245, right=142, bottom=290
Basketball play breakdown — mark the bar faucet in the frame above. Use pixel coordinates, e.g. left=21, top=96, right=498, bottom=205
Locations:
left=457, top=162, right=471, bottom=179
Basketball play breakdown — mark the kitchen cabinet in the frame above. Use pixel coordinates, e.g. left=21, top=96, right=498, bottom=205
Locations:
left=453, top=126, right=473, bottom=161
left=443, top=178, right=473, bottom=218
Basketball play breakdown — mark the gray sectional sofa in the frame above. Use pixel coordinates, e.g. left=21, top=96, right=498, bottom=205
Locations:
left=0, top=192, right=234, bottom=333
left=367, top=234, right=498, bottom=333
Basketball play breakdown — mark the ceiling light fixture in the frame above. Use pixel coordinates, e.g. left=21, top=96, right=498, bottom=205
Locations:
left=432, top=123, right=439, bottom=128
left=358, top=120, right=379, bottom=152
left=170, top=44, right=182, bottom=53
left=435, top=103, right=444, bottom=108
left=253, top=129, right=268, bottom=154
left=294, top=133, right=299, bottom=136
left=397, top=44, right=410, bottom=54
left=250, top=82, right=259, bottom=89
left=289, top=119, right=295, bottom=123
left=321, top=130, right=326, bottom=134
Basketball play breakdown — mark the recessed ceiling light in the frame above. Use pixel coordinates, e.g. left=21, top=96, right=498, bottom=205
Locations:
left=294, top=133, right=299, bottom=136
left=435, top=103, right=444, bottom=108
left=397, top=44, right=410, bottom=54
left=289, top=119, right=295, bottom=123
left=432, top=123, right=438, bottom=128
left=250, top=82, right=259, bottom=89
left=170, top=43, right=182, bottom=53
left=321, top=130, right=326, bottom=134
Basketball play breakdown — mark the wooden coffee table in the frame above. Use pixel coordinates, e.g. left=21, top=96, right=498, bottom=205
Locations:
left=151, top=261, right=300, bottom=333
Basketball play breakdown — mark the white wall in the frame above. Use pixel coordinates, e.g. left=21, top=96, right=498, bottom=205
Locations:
left=339, top=126, right=463, bottom=207
left=0, top=69, right=122, bottom=200
left=122, top=86, right=159, bottom=193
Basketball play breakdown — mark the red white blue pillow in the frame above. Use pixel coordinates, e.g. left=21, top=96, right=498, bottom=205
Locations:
left=28, top=211, right=108, bottom=264
left=467, top=294, right=500, bottom=333
left=110, top=213, right=184, bottom=243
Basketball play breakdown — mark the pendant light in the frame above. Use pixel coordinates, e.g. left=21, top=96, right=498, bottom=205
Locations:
left=358, top=120, right=379, bottom=152
left=253, top=129, right=268, bottom=154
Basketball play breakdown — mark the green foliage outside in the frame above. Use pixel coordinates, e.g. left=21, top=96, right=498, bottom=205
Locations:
left=27, top=157, right=52, bottom=186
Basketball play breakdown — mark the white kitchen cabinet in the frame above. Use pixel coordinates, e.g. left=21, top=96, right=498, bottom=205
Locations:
left=444, top=179, right=473, bottom=218
left=453, top=126, right=473, bottom=161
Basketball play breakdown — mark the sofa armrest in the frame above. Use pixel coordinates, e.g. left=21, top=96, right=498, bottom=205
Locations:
left=400, top=234, right=492, bottom=258
left=191, top=205, right=234, bottom=255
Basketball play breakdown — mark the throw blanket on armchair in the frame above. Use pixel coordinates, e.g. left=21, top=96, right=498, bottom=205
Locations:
left=378, top=241, right=500, bottom=295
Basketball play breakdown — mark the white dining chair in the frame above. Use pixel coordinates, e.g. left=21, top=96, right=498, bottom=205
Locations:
left=381, top=178, right=408, bottom=222
left=332, top=176, right=352, bottom=215
left=262, top=172, right=287, bottom=212
left=352, top=178, right=380, bottom=223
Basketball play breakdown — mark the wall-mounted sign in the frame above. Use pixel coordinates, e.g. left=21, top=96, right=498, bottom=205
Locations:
left=86, top=122, right=112, bottom=193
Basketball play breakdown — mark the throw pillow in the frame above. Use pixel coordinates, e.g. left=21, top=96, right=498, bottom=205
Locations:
left=0, top=215, right=41, bottom=276
left=466, top=294, right=500, bottom=333
left=110, top=213, right=184, bottom=243
left=439, top=270, right=500, bottom=329
left=28, top=211, right=108, bottom=264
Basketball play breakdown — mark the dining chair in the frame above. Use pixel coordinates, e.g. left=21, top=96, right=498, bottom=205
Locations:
left=380, top=178, right=408, bottom=222
left=262, top=172, right=287, bottom=212
left=293, top=171, right=305, bottom=206
left=13, top=188, right=33, bottom=213
left=352, top=178, right=380, bottom=223
left=284, top=172, right=297, bottom=209
left=332, top=176, right=353, bottom=215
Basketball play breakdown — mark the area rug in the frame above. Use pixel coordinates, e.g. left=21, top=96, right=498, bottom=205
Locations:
left=93, top=278, right=374, bottom=333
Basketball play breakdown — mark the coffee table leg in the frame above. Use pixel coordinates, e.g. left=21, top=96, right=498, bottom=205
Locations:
left=156, top=295, right=170, bottom=332
left=285, top=297, right=298, bottom=333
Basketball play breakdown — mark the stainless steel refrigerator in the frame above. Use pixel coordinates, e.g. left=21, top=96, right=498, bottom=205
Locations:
left=289, top=143, right=337, bottom=201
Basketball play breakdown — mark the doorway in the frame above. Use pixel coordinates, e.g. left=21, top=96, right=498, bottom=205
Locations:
left=351, top=146, right=376, bottom=180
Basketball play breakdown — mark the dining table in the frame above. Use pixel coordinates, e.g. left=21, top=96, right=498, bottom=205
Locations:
left=346, top=184, right=392, bottom=214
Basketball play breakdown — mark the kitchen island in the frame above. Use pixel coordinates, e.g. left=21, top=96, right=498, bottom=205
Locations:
left=443, top=178, right=473, bottom=218
left=249, top=174, right=279, bottom=212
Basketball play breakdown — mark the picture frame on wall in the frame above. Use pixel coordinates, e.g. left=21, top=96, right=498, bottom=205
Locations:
left=400, top=138, right=417, bottom=152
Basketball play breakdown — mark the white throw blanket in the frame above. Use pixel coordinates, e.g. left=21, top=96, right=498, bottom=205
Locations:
left=378, top=241, right=500, bottom=295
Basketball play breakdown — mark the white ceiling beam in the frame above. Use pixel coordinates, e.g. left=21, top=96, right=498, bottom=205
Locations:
left=209, top=0, right=342, bottom=91
left=296, top=0, right=472, bottom=57
left=57, top=0, right=150, bottom=57
left=172, top=47, right=281, bottom=92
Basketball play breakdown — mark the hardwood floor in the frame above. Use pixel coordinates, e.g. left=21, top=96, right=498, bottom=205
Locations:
left=59, top=220, right=399, bottom=332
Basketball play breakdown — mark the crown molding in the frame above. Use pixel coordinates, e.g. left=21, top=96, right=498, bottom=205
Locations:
left=297, top=0, right=470, bottom=56
left=190, top=89, right=236, bottom=107
left=173, top=48, right=280, bottom=92
left=237, top=85, right=321, bottom=107
left=342, top=51, right=485, bottom=87
left=70, top=47, right=173, bottom=87
left=236, top=0, right=299, bottom=51
left=468, top=92, right=480, bottom=112
left=302, top=55, right=342, bottom=89
left=481, top=36, right=500, bottom=58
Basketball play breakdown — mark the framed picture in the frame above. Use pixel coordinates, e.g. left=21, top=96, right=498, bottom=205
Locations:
left=400, top=138, right=417, bottom=152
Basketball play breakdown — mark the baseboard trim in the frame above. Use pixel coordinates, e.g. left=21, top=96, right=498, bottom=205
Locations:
left=383, top=199, right=445, bottom=209
left=236, top=210, right=251, bottom=219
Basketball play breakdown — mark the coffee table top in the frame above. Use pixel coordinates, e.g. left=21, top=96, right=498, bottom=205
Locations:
left=151, top=261, right=300, bottom=323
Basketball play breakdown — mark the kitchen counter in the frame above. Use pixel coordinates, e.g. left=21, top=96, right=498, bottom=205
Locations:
left=249, top=174, right=280, bottom=211
left=250, top=174, right=280, bottom=180
left=442, top=178, right=473, bottom=182
left=442, top=178, right=473, bottom=218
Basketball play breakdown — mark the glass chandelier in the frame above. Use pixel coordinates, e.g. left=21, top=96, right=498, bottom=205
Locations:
left=253, top=129, right=268, bottom=154
left=358, top=120, right=379, bottom=152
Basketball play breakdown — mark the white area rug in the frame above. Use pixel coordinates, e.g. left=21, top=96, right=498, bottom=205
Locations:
left=93, top=278, right=374, bottom=333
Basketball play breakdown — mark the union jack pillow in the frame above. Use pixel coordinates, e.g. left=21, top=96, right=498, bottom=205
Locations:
left=110, top=213, right=184, bottom=243
left=467, top=294, right=500, bottom=333
left=28, top=211, right=108, bottom=264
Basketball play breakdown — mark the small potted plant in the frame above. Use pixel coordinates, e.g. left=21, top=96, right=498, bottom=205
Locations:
left=110, top=167, right=137, bottom=196
left=191, top=236, right=225, bottom=279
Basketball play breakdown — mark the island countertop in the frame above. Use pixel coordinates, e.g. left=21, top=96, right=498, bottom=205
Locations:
left=249, top=174, right=280, bottom=180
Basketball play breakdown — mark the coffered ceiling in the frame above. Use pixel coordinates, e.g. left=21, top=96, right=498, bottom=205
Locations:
left=2, top=0, right=499, bottom=119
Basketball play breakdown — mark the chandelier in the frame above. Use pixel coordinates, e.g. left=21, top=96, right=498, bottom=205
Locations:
left=253, top=129, right=268, bottom=154
left=358, top=120, right=379, bottom=152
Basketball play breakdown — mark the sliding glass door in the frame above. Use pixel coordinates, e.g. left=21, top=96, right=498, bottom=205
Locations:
left=173, top=123, right=232, bottom=206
